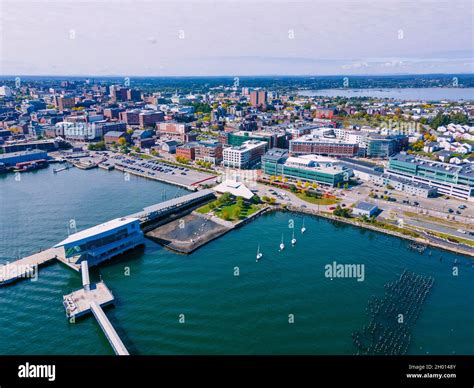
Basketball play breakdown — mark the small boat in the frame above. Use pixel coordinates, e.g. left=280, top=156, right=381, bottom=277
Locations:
left=291, top=229, right=297, bottom=246
left=256, top=244, right=263, bottom=262
left=301, top=218, right=306, bottom=234
left=279, top=234, right=285, bottom=251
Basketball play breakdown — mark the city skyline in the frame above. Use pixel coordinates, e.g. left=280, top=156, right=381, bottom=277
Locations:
left=1, top=0, right=473, bottom=77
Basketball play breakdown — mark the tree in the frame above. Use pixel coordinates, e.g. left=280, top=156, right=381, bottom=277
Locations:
left=222, top=209, right=230, bottom=220
left=118, top=137, right=127, bottom=146
left=88, top=141, right=105, bottom=151
left=233, top=206, right=242, bottom=219
left=333, top=205, right=352, bottom=218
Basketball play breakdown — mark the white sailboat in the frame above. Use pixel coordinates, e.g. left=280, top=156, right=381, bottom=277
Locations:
left=301, top=218, right=306, bottom=234
left=256, top=244, right=263, bottom=261
left=291, top=228, right=297, bottom=246
left=279, top=234, right=285, bottom=251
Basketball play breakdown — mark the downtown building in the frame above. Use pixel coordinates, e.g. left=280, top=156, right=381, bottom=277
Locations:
left=222, top=140, right=267, bottom=169
left=289, top=134, right=359, bottom=157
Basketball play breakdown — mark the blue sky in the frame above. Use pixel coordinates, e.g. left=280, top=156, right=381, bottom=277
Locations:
left=1, top=0, right=473, bottom=76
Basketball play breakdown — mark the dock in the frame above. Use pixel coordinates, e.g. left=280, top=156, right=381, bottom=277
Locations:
left=63, top=261, right=129, bottom=355
left=0, top=247, right=63, bottom=285
left=90, top=301, right=129, bottom=355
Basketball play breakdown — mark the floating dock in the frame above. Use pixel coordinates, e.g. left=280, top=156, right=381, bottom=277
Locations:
left=63, top=261, right=129, bottom=355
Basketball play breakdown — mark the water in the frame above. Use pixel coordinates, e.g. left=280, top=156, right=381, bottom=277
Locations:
left=0, top=166, right=473, bottom=355
left=299, top=88, right=474, bottom=101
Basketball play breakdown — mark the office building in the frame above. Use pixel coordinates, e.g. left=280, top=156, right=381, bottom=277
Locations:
left=290, top=134, right=359, bottom=157
left=262, top=148, right=352, bottom=187
left=223, top=140, right=267, bottom=169
left=387, top=153, right=474, bottom=201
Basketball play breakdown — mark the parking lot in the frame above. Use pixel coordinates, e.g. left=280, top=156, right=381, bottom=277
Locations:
left=105, top=153, right=217, bottom=188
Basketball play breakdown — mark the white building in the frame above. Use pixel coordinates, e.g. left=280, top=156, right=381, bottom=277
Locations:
left=0, top=85, right=12, bottom=97
left=223, top=140, right=267, bottom=169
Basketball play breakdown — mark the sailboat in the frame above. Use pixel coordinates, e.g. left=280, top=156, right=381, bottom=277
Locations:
left=291, top=228, right=297, bottom=246
left=279, top=234, right=285, bottom=251
left=301, top=218, right=306, bottom=234
left=256, top=244, right=263, bottom=261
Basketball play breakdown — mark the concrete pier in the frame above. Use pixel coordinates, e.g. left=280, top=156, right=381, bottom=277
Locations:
left=0, top=247, right=63, bottom=285
left=63, top=261, right=129, bottom=355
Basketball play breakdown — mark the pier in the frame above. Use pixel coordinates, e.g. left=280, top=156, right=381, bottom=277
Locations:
left=0, top=247, right=62, bottom=285
left=63, top=261, right=129, bottom=355
left=130, top=188, right=216, bottom=229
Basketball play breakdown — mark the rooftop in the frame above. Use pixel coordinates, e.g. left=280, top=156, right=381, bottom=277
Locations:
left=390, top=153, right=474, bottom=178
left=354, top=201, right=378, bottom=212
left=54, top=217, right=139, bottom=247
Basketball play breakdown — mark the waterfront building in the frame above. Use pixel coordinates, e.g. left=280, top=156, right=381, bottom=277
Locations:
left=289, top=134, right=359, bottom=157
left=1, top=139, right=59, bottom=153
left=352, top=202, right=378, bottom=217
left=222, top=140, right=267, bottom=169
left=54, top=217, right=144, bottom=267
left=0, top=150, right=48, bottom=167
left=387, top=153, right=474, bottom=201
left=213, top=179, right=254, bottom=200
left=262, top=148, right=352, bottom=187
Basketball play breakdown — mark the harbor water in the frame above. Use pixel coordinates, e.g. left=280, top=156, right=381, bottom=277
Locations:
left=0, top=166, right=473, bottom=355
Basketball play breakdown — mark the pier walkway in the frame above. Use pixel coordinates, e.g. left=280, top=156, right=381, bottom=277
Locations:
left=90, top=301, right=129, bottom=356
left=0, top=247, right=63, bottom=285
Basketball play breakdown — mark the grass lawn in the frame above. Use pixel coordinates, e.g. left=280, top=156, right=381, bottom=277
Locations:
left=197, top=200, right=259, bottom=221
left=295, top=192, right=339, bottom=205
left=130, top=152, right=154, bottom=160
left=215, top=203, right=259, bottom=221
left=426, top=230, right=474, bottom=247
left=403, top=211, right=472, bottom=229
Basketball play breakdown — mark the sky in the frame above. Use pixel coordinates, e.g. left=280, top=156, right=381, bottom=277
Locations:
left=0, top=0, right=473, bottom=76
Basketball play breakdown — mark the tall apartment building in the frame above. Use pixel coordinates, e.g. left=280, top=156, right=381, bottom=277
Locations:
left=56, top=95, right=75, bottom=111
left=223, top=140, right=267, bottom=169
left=250, top=90, right=267, bottom=107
